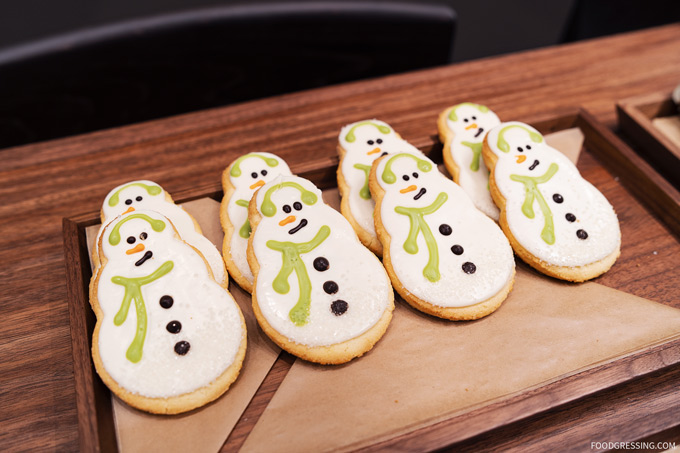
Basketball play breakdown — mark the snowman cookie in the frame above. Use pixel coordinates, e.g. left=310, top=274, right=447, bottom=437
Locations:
left=93, top=180, right=228, bottom=287
left=337, top=119, right=423, bottom=255
left=247, top=175, right=394, bottom=364
left=437, top=102, right=501, bottom=220
left=220, top=152, right=292, bottom=293
left=369, top=152, right=515, bottom=320
left=91, top=210, right=246, bottom=414
left=483, top=121, right=620, bottom=281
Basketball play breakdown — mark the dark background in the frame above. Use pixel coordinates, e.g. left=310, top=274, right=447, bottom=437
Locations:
left=0, top=0, right=678, bottom=149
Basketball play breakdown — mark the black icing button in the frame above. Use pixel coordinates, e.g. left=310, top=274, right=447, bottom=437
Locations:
left=159, top=295, right=174, bottom=309
left=439, top=224, right=452, bottom=236
left=552, top=194, right=564, bottom=203
left=323, top=281, right=339, bottom=294
left=576, top=229, right=588, bottom=239
left=166, top=320, right=182, bottom=334
left=331, top=300, right=348, bottom=316
left=313, top=257, right=329, bottom=272
left=174, top=341, right=190, bottom=355
left=565, top=213, right=576, bottom=222
left=462, top=262, right=477, bottom=274
left=451, top=245, right=464, bottom=255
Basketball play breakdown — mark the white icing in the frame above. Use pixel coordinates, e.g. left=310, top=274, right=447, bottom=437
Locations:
left=375, top=153, right=514, bottom=307
left=444, top=103, right=501, bottom=220
left=251, top=175, right=391, bottom=347
left=338, top=119, right=423, bottom=240
left=97, top=210, right=244, bottom=398
left=97, top=180, right=227, bottom=286
left=225, top=153, right=292, bottom=287
left=485, top=121, right=620, bottom=267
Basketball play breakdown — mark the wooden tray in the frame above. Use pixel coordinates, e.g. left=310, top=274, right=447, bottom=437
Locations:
left=63, top=109, right=680, bottom=452
left=617, top=91, right=680, bottom=190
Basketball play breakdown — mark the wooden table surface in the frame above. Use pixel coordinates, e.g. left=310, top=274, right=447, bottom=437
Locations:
left=2, top=24, right=680, bottom=452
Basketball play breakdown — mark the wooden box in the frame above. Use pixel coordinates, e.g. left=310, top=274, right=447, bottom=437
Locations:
left=63, top=109, right=680, bottom=452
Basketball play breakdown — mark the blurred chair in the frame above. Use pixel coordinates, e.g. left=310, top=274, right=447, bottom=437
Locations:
left=0, top=2, right=456, bottom=149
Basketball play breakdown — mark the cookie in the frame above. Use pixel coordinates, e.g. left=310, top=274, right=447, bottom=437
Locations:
left=93, top=180, right=228, bottom=287
left=482, top=121, right=621, bottom=281
left=369, top=152, right=515, bottom=320
left=247, top=175, right=394, bottom=364
left=437, top=102, right=501, bottom=220
left=337, top=119, right=423, bottom=255
left=90, top=210, right=247, bottom=414
left=220, top=152, right=292, bottom=293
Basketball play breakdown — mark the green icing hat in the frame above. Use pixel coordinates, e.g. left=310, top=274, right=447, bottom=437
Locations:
left=382, top=153, right=433, bottom=184
left=108, top=213, right=166, bottom=245
left=497, top=124, right=543, bottom=153
left=108, top=182, right=162, bottom=207
left=344, top=120, right=391, bottom=143
left=448, top=102, right=490, bottom=121
left=261, top=181, right=318, bottom=217
left=230, top=153, right=280, bottom=177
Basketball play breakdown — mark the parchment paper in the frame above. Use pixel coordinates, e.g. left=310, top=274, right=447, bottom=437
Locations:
left=86, top=198, right=280, bottom=453
left=652, top=115, right=680, bottom=148
left=239, top=128, right=680, bottom=452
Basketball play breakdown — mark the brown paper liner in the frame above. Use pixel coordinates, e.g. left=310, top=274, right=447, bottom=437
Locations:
left=240, top=265, right=680, bottom=453
left=238, top=128, right=680, bottom=452
left=86, top=198, right=280, bottom=453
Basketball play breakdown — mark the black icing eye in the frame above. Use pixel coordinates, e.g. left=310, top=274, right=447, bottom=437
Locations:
left=125, top=199, right=132, bottom=205
left=412, top=172, right=419, bottom=178
left=140, top=232, right=148, bottom=240
left=526, top=145, right=532, bottom=150
left=367, top=140, right=374, bottom=145
left=136, top=196, right=142, bottom=202
left=283, top=204, right=292, bottom=213
left=251, top=172, right=258, bottom=179
left=402, top=175, right=410, bottom=181
left=126, top=236, right=136, bottom=244
left=517, top=147, right=523, bottom=152
left=472, top=116, right=477, bottom=120
left=293, top=201, right=303, bottom=211
left=376, top=138, right=383, bottom=144
left=261, top=169, right=268, bottom=176
left=463, top=118, right=469, bottom=123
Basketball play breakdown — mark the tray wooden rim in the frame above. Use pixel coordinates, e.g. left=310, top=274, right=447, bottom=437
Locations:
left=616, top=91, right=680, bottom=189
left=62, top=108, right=680, bottom=453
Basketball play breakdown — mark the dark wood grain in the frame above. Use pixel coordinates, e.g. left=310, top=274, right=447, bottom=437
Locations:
left=3, top=23, right=680, bottom=452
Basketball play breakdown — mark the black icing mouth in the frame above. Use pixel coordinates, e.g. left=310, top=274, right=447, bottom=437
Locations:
left=288, top=219, right=308, bottom=235
left=474, top=127, right=484, bottom=138
left=135, top=250, right=153, bottom=266
left=528, top=159, right=540, bottom=171
left=414, top=188, right=427, bottom=200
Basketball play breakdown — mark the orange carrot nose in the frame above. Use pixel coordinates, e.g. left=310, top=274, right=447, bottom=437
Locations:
left=516, top=155, right=527, bottom=164
left=123, top=206, right=135, bottom=215
left=126, top=243, right=145, bottom=255
left=400, top=185, right=417, bottom=194
left=465, top=123, right=478, bottom=130
left=279, top=215, right=296, bottom=226
left=250, top=180, right=265, bottom=190
left=366, top=147, right=381, bottom=155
